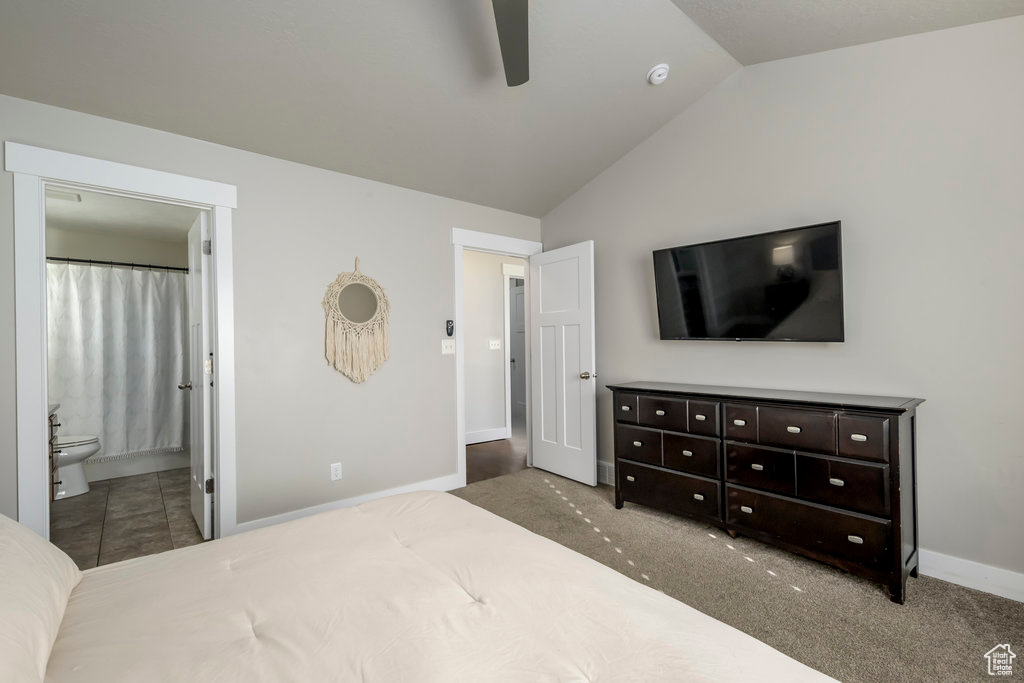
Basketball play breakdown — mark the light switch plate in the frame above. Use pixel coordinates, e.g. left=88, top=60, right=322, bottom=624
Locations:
left=489, top=339, right=501, bottom=350
left=441, top=339, right=456, bottom=355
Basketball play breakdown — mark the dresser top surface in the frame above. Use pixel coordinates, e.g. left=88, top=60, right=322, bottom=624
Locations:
left=606, top=382, right=923, bottom=412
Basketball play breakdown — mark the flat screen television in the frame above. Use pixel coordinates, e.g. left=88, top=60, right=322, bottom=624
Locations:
left=653, top=221, right=844, bottom=342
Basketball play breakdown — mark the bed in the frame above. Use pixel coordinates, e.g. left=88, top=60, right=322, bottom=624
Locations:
left=2, top=490, right=831, bottom=682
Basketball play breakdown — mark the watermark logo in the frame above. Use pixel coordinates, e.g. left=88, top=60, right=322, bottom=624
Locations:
left=985, top=644, right=1016, bottom=676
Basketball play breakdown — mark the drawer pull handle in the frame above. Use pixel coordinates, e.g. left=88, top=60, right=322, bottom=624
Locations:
left=751, top=463, right=764, bottom=471
left=655, top=409, right=666, bottom=416
left=682, top=450, right=693, bottom=457
left=740, top=505, right=753, bottom=514
left=733, top=418, right=746, bottom=426
left=693, top=493, right=705, bottom=501
left=847, top=535, right=864, bottom=544
left=786, top=425, right=802, bottom=434
left=829, top=477, right=845, bottom=487
left=626, top=475, right=636, bottom=482
left=694, top=414, right=707, bottom=421
left=621, top=405, right=631, bottom=412
left=850, top=433, right=868, bottom=442
left=632, top=441, right=643, bottom=447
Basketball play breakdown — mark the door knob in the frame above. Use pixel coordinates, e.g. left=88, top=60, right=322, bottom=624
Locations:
left=579, top=371, right=596, bottom=380
left=177, top=382, right=193, bottom=390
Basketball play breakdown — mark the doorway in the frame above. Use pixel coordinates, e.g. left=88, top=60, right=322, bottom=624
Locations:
left=7, top=142, right=239, bottom=541
left=508, top=276, right=527, bottom=441
left=462, top=250, right=528, bottom=483
left=44, top=189, right=207, bottom=567
left=452, top=228, right=598, bottom=489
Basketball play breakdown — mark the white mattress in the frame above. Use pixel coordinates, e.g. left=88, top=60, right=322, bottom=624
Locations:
left=46, top=491, right=830, bottom=682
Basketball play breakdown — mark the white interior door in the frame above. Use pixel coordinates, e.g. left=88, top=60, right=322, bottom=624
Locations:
left=186, top=213, right=213, bottom=539
left=530, top=241, right=596, bottom=485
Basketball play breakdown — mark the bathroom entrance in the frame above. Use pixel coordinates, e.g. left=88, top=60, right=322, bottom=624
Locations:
left=44, top=189, right=212, bottom=568
left=8, top=142, right=239, bottom=546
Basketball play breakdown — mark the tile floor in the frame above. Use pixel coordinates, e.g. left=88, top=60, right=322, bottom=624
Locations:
left=49, top=467, right=205, bottom=570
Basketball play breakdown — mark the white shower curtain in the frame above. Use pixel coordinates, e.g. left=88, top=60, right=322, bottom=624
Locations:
left=46, top=262, right=189, bottom=461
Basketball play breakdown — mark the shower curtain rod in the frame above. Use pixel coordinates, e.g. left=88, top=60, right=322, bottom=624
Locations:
left=46, top=256, right=189, bottom=273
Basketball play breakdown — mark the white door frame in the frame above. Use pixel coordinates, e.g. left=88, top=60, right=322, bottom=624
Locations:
left=5, top=141, right=239, bottom=539
left=452, top=228, right=542, bottom=485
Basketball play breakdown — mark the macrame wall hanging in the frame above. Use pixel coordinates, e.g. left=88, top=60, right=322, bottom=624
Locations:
left=322, top=258, right=390, bottom=383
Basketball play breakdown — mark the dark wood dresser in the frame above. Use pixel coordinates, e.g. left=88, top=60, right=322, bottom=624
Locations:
left=608, top=381, right=923, bottom=603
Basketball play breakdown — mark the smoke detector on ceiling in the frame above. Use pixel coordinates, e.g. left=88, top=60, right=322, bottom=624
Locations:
left=647, top=63, right=670, bottom=85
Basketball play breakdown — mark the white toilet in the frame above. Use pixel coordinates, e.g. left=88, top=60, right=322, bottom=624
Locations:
left=55, top=435, right=101, bottom=499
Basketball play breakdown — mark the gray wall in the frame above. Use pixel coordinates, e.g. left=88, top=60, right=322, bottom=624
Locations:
left=46, top=227, right=188, bottom=269
left=542, top=18, right=1024, bottom=574
left=0, top=94, right=539, bottom=523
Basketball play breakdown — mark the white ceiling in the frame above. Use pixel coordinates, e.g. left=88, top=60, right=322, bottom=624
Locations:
left=3, top=2, right=1021, bottom=217
left=46, top=189, right=199, bottom=242
left=0, top=0, right=738, bottom=217
left=670, top=0, right=1024, bottom=65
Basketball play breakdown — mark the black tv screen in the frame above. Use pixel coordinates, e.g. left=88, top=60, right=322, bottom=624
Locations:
left=653, top=221, right=844, bottom=342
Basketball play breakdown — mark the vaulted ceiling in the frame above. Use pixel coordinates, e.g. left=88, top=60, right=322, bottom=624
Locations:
left=0, top=1, right=737, bottom=217
left=670, top=0, right=1024, bottom=65
left=1, top=1, right=1020, bottom=217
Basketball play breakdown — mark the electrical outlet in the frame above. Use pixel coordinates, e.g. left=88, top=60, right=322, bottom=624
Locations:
left=489, top=339, right=501, bottom=350
left=441, top=339, right=455, bottom=355
left=330, top=462, right=342, bottom=481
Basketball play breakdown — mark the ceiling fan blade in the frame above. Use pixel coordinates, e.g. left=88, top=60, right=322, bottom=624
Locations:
left=492, top=0, right=529, bottom=87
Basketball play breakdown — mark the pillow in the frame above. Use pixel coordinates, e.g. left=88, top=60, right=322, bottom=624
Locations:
left=0, top=513, right=82, bottom=682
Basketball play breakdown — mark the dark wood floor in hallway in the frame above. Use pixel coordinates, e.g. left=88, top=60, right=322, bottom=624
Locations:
left=467, top=435, right=527, bottom=484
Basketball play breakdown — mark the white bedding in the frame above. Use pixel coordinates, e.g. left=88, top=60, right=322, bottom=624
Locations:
left=46, top=491, right=830, bottom=682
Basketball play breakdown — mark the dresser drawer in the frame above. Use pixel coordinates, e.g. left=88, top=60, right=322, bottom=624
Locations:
left=724, top=403, right=757, bottom=441
left=838, top=414, right=889, bottom=462
left=637, top=396, right=688, bottom=432
left=688, top=400, right=720, bottom=437
left=663, top=432, right=719, bottom=478
left=614, top=425, right=661, bottom=466
left=725, top=443, right=795, bottom=496
left=615, top=393, right=639, bottom=423
left=726, top=486, right=891, bottom=571
left=620, top=461, right=720, bottom=521
left=759, top=406, right=836, bottom=453
left=796, top=454, right=889, bottom=517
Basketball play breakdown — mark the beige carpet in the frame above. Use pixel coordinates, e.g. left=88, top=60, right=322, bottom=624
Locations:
left=452, top=467, right=1023, bottom=683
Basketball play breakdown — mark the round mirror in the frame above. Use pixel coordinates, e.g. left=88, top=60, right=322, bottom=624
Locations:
left=336, top=282, right=378, bottom=323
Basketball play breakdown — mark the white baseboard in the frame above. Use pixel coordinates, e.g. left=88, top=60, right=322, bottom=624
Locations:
left=466, top=428, right=509, bottom=445
left=597, top=460, right=614, bottom=485
left=919, top=549, right=1024, bottom=603
left=231, top=471, right=464, bottom=536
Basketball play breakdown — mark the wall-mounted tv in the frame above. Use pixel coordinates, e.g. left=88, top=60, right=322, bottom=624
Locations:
left=653, top=221, right=844, bottom=342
